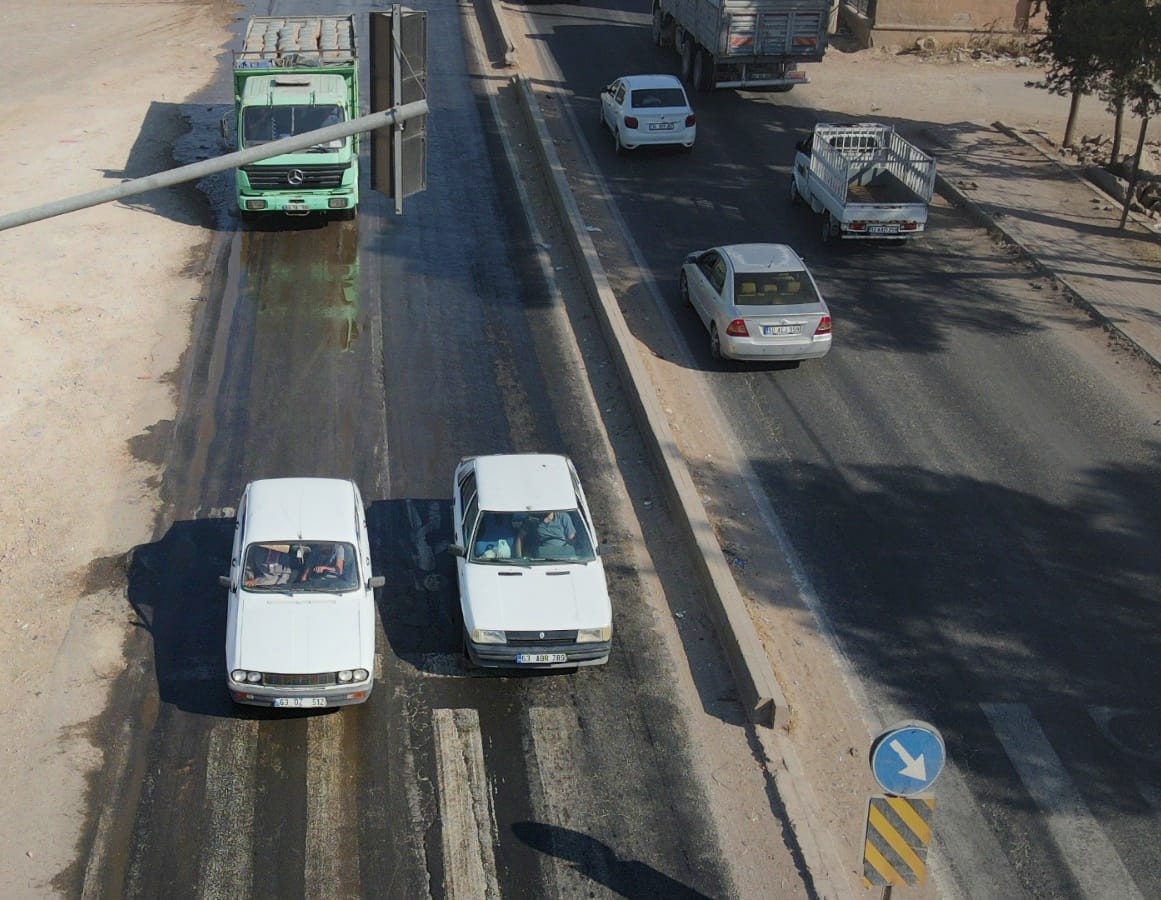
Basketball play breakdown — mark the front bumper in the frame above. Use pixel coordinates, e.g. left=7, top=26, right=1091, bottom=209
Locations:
left=228, top=679, right=373, bottom=708
left=465, top=635, right=611, bottom=669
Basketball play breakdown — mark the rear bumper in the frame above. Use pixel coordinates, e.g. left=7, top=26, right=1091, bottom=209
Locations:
left=723, top=334, right=831, bottom=362
left=465, top=636, right=611, bottom=669
left=622, top=126, right=696, bottom=150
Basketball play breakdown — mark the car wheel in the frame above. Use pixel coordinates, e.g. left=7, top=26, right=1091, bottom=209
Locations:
left=679, top=271, right=691, bottom=306
left=709, top=323, right=723, bottom=360
left=614, top=127, right=626, bottom=156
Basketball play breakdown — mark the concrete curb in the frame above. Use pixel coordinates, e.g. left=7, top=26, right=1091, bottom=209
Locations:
left=932, top=131, right=1161, bottom=373
left=476, top=0, right=518, bottom=68
left=512, top=74, right=788, bottom=730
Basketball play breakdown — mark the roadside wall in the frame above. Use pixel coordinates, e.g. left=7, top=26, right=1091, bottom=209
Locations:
left=840, top=0, right=1046, bottom=47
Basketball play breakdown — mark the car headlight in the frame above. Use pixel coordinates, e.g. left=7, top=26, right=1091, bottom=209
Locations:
left=231, top=670, right=262, bottom=684
left=246, top=671, right=262, bottom=684
left=470, top=629, right=507, bottom=644
left=576, top=626, right=612, bottom=643
left=338, top=670, right=353, bottom=683
left=353, top=668, right=369, bottom=681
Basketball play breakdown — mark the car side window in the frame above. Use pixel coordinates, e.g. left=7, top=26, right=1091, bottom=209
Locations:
left=463, top=494, right=480, bottom=546
left=457, top=471, right=477, bottom=537
left=697, top=251, right=718, bottom=284
left=615, top=83, right=626, bottom=105
left=710, top=257, right=728, bottom=294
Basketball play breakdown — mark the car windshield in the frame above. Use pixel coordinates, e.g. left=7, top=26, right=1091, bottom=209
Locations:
left=469, top=510, right=596, bottom=564
left=631, top=88, right=686, bottom=109
left=734, top=272, right=821, bottom=306
left=242, top=104, right=346, bottom=149
left=242, top=541, right=359, bottom=592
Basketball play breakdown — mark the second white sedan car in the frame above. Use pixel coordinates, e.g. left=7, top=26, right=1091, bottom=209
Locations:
left=599, top=74, right=696, bottom=154
left=680, top=243, right=833, bottom=363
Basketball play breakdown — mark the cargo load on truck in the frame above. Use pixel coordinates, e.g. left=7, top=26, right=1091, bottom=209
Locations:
left=651, top=0, right=831, bottom=92
left=789, top=123, right=937, bottom=242
left=231, top=16, right=360, bottom=219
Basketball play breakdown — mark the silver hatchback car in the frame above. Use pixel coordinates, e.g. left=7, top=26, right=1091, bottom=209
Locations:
left=680, top=243, right=832, bottom=363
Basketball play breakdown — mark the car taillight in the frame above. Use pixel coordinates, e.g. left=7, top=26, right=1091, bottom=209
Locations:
left=624, top=115, right=639, bottom=129
left=726, top=319, right=749, bottom=337
left=849, top=221, right=867, bottom=232
left=900, top=221, right=918, bottom=231
left=815, top=315, right=832, bottom=336
left=685, top=114, right=696, bottom=127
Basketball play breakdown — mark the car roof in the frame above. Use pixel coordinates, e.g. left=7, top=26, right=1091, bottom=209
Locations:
left=471, top=454, right=577, bottom=511
left=244, top=477, right=361, bottom=544
left=720, top=243, right=806, bottom=273
left=619, top=73, right=684, bottom=91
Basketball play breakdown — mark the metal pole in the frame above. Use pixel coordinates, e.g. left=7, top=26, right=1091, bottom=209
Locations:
left=0, top=100, right=429, bottom=232
left=393, top=3, right=405, bottom=216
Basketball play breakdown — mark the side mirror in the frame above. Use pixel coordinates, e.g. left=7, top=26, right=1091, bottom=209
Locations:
left=218, top=575, right=232, bottom=589
left=448, top=544, right=465, bottom=558
left=369, top=575, right=386, bottom=589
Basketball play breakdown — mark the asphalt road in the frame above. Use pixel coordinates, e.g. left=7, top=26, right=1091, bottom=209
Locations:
left=525, top=1, right=1161, bottom=897
left=75, top=1, right=755, bottom=898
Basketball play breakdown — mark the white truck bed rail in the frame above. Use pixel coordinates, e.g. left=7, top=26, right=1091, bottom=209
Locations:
left=810, top=124, right=936, bottom=209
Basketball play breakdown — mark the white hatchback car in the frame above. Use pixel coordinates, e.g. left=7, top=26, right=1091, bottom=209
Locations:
left=450, top=454, right=613, bottom=669
left=680, top=243, right=833, bottom=363
left=220, top=477, right=384, bottom=708
left=599, top=73, right=696, bottom=154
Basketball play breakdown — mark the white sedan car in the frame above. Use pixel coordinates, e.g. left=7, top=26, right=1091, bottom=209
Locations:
left=599, top=73, right=696, bottom=154
left=450, top=454, right=613, bottom=670
left=680, top=243, right=833, bottom=363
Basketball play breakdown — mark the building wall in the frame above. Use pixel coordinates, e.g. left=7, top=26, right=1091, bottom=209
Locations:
left=873, top=0, right=1045, bottom=31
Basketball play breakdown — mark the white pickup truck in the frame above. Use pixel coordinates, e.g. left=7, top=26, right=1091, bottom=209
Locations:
left=790, top=123, right=937, bottom=242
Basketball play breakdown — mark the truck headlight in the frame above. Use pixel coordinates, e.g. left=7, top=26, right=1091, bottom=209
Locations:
left=470, top=629, right=506, bottom=644
left=577, top=626, right=612, bottom=643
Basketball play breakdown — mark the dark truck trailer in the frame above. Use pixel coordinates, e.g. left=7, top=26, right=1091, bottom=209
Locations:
left=652, top=0, right=832, bottom=92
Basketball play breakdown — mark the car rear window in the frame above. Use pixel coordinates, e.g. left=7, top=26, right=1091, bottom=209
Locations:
left=734, top=273, right=820, bottom=306
left=631, top=88, right=687, bottom=109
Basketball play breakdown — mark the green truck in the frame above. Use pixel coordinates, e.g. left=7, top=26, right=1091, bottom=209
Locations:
left=232, top=16, right=360, bottom=219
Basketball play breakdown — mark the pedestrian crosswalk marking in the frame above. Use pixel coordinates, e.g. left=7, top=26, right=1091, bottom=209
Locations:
left=983, top=702, right=1145, bottom=900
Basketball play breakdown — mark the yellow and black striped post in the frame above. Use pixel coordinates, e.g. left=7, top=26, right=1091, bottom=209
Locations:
left=862, top=794, right=936, bottom=891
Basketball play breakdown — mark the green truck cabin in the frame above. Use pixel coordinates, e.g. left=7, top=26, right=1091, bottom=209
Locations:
left=233, top=16, right=360, bottom=218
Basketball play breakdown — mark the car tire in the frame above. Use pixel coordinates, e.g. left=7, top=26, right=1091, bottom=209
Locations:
left=789, top=178, right=802, bottom=205
left=680, top=270, right=691, bottom=307
left=822, top=212, right=835, bottom=243
left=614, top=127, right=626, bottom=156
left=709, top=323, right=723, bottom=360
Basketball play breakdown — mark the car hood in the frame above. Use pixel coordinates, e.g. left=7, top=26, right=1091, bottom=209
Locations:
left=461, top=561, right=612, bottom=631
left=230, top=591, right=370, bottom=672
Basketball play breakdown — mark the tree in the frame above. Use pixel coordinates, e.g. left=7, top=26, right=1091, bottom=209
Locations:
left=1034, top=0, right=1108, bottom=147
left=1108, top=0, right=1161, bottom=227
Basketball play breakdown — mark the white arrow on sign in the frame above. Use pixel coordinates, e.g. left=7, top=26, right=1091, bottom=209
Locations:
left=889, top=738, right=928, bottom=782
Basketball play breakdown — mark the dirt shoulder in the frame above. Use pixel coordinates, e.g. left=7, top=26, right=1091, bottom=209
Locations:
left=0, top=1, right=232, bottom=892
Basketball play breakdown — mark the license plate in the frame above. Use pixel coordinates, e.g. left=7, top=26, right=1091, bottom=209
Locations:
left=516, top=653, right=568, bottom=664
left=274, top=697, right=327, bottom=708
left=286, top=202, right=309, bottom=212
left=867, top=225, right=899, bottom=234
left=648, top=123, right=674, bottom=131
left=763, top=324, right=802, bottom=336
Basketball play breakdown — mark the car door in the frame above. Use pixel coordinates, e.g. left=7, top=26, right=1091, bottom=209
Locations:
left=453, top=464, right=478, bottom=585
left=601, top=79, right=621, bottom=129
left=690, top=250, right=724, bottom=328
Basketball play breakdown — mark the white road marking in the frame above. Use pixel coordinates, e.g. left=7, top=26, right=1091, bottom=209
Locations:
left=982, top=702, right=1145, bottom=900
left=432, top=708, right=500, bottom=900
left=305, top=712, right=358, bottom=900
left=197, top=719, right=258, bottom=900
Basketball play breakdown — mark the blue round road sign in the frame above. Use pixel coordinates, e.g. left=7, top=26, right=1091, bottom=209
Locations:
left=870, top=721, right=946, bottom=796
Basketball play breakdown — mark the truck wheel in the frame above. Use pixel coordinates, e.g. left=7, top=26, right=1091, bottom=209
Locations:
left=822, top=212, right=836, bottom=243
left=651, top=5, right=665, bottom=46
left=680, top=38, right=694, bottom=85
left=789, top=178, right=801, bottom=205
left=692, top=48, right=713, bottom=92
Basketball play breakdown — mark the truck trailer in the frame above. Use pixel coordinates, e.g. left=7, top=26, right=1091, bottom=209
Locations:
left=790, top=123, right=937, bottom=241
left=232, top=16, right=360, bottom=219
left=651, top=0, right=831, bottom=92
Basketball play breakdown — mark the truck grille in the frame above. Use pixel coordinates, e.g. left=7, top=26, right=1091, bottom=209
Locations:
left=263, top=672, right=338, bottom=687
left=505, top=630, right=578, bottom=646
left=242, top=163, right=350, bottom=190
